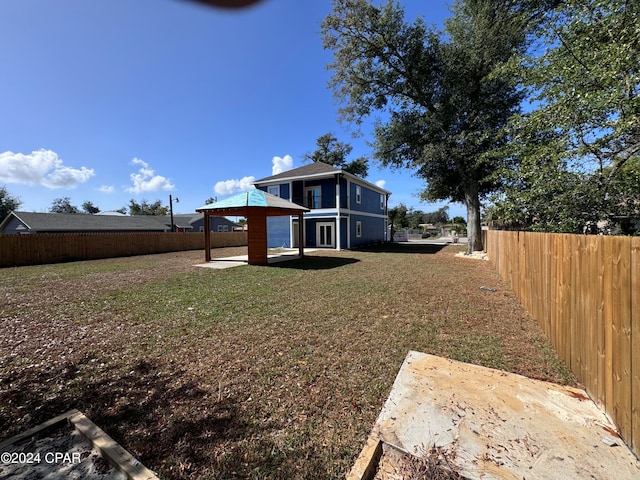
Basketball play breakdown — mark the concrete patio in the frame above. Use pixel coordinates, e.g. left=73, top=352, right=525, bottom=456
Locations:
left=195, top=248, right=320, bottom=269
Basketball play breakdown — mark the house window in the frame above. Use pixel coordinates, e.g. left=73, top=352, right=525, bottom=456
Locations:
left=199, top=226, right=204, bottom=232
left=356, top=221, right=362, bottom=237
left=380, top=194, right=385, bottom=209
left=356, top=185, right=361, bottom=204
left=217, top=225, right=229, bottom=232
left=305, top=186, right=321, bottom=209
left=268, top=185, right=280, bottom=197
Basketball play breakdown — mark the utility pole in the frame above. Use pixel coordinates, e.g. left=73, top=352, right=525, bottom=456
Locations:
left=169, top=195, right=179, bottom=232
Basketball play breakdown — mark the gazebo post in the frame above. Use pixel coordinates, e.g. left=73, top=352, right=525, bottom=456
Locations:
left=298, top=212, right=304, bottom=259
left=204, top=213, right=211, bottom=262
left=247, top=210, right=268, bottom=266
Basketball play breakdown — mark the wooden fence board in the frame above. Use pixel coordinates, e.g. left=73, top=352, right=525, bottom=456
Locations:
left=557, top=234, right=572, bottom=361
left=611, top=236, right=632, bottom=442
left=587, top=236, right=602, bottom=404
left=542, top=233, right=552, bottom=339
left=631, top=237, right=640, bottom=453
left=570, top=235, right=585, bottom=381
left=594, top=236, right=607, bottom=408
left=520, top=232, right=531, bottom=312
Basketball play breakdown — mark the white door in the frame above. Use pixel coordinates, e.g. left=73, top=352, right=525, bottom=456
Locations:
left=316, top=222, right=334, bottom=248
left=292, top=221, right=299, bottom=248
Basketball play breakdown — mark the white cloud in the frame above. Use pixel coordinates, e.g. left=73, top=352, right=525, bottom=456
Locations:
left=375, top=179, right=387, bottom=189
left=214, top=176, right=255, bottom=196
left=272, top=155, right=293, bottom=175
left=0, top=149, right=94, bottom=188
left=98, top=185, right=114, bottom=193
left=126, top=158, right=174, bottom=194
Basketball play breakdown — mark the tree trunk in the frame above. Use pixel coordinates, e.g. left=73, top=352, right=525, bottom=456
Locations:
left=465, top=182, right=483, bottom=253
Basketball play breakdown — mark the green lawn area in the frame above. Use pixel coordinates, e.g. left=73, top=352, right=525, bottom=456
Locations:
left=0, top=244, right=574, bottom=479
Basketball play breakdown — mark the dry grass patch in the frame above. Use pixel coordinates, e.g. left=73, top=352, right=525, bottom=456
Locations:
left=0, top=245, right=575, bottom=479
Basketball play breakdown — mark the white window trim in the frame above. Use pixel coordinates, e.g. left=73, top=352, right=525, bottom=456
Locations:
left=316, top=221, right=335, bottom=248
left=305, top=185, right=322, bottom=209
left=356, top=221, right=362, bottom=237
left=355, top=185, right=361, bottom=204
left=380, top=194, right=385, bottom=209
left=267, top=185, right=280, bottom=197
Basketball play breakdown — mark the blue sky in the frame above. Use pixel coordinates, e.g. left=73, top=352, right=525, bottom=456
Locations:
left=0, top=0, right=466, bottom=218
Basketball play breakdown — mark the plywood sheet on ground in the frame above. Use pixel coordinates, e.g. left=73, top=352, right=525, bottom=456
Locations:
left=372, top=351, right=640, bottom=480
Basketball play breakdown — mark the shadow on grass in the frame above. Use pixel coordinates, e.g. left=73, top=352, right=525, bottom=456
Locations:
left=1, top=354, right=346, bottom=478
left=268, top=255, right=360, bottom=270
left=0, top=357, right=269, bottom=479
left=355, top=242, right=449, bottom=254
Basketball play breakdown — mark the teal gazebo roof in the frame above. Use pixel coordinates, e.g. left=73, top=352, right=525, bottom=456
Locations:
left=196, top=189, right=309, bottom=215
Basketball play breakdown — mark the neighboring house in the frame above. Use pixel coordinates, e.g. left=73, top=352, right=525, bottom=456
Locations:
left=0, top=211, right=170, bottom=234
left=253, top=162, right=390, bottom=249
left=172, top=213, right=241, bottom=233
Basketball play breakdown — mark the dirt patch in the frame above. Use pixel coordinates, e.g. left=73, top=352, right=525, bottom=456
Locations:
left=455, top=250, right=488, bottom=261
left=373, top=443, right=467, bottom=480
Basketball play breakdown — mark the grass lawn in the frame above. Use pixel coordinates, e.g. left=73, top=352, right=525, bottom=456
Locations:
left=0, top=244, right=575, bottom=479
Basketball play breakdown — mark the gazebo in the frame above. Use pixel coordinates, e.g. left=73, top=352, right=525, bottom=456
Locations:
left=196, top=189, right=309, bottom=265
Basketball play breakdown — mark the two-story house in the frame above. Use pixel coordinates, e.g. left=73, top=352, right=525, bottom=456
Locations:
left=253, top=162, right=390, bottom=250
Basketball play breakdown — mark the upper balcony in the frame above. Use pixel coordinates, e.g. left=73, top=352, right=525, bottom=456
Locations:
left=292, top=195, right=335, bottom=210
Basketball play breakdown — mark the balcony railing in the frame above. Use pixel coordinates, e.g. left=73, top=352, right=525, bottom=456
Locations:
left=293, top=196, right=335, bottom=209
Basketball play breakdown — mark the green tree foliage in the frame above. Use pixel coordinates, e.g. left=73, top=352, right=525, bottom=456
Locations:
left=421, top=206, right=450, bottom=225
left=0, top=186, right=21, bottom=222
left=387, top=203, right=408, bottom=228
left=495, top=0, right=640, bottom=232
left=81, top=201, right=100, bottom=214
left=305, top=133, right=369, bottom=177
left=486, top=157, right=588, bottom=232
left=388, top=204, right=451, bottom=229
left=50, top=197, right=80, bottom=214
left=128, top=199, right=167, bottom=216
left=322, top=0, right=539, bottom=251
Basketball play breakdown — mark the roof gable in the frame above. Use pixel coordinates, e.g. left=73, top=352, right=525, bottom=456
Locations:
left=254, top=162, right=341, bottom=183
left=196, top=190, right=309, bottom=215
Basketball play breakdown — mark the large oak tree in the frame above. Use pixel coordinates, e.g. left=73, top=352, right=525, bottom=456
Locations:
left=321, top=0, right=539, bottom=251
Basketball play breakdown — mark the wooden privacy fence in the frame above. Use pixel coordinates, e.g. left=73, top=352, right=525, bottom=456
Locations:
left=486, top=230, right=640, bottom=457
left=0, top=232, right=248, bottom=267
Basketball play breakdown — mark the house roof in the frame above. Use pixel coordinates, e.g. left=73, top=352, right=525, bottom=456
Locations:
left=1, top=211, right=169, bottom=233
left=171, top=213, right=241, bottom=228
left=253, top=161, right=391, bottom=195
left=254, top=162, right=340, bottom=183
left=170, top=213, right=201, bottom=229
left=196, top=189, right=309, bottom=216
